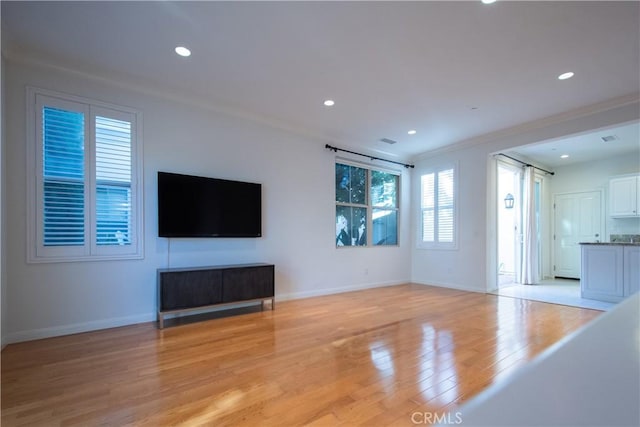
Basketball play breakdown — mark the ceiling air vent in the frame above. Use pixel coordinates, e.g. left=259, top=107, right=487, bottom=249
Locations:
left=601, top=135, right=618, bottom=143
left=380, top=138, right=397, bottom=145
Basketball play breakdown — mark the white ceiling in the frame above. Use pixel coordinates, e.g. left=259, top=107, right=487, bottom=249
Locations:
left=508, top=121, right=640, bottom=168
left=2, top=1, right=639, bottom=161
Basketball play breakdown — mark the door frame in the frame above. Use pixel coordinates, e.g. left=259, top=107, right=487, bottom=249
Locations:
left=552, top=189, right=605, bottom=279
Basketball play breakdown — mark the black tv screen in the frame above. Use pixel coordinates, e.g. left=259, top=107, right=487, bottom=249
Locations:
left=158, top=172, right=262, bottom=238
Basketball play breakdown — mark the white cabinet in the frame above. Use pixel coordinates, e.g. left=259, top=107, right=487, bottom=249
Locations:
left=581, top=245, right=624, bottom=302
left=609, top=175, right=640, bottom=217
left=624, top=245, right=640, bottom=297
left=581, top=244, right=640, bottom=303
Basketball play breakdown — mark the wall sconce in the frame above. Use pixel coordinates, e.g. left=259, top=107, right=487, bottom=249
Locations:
left=504, top=193, right=514, bottom=209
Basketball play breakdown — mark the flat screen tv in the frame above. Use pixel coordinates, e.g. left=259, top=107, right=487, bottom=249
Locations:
left=158, top=172, right=262, bottom=238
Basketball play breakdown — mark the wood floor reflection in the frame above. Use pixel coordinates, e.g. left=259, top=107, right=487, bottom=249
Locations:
left=1, top=284, right=601, bottom=426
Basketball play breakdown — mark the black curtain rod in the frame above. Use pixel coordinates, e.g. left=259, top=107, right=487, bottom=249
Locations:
left=496, top=153, right=555, bottom=175
left=325, top=144, right=415, bottom=169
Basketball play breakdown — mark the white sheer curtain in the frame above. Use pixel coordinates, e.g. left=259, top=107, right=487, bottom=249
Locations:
left=520, top=166, right=538, bottom=285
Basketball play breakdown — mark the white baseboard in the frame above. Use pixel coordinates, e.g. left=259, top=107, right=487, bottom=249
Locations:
left=275, top=280, right=408, bottom=301
left=412, top=280, right=486, bottom=294
left=3, top=281, right=410, bottom=345
left=3, top=313, right=155, bottom=345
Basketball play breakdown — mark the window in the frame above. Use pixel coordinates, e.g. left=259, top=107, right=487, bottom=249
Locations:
left=420, top=166, right=456, bottom=248
left=27, top=87, right=143, bottom=262
left=335, top=162, right=399, bottom=247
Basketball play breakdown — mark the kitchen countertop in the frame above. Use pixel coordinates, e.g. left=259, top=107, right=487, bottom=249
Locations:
left=579, top=242, right=640, bottom=245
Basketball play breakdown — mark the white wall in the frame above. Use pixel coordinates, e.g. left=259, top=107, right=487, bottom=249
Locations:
left=411, top=144, right=489, bottom=292
left=411, top=101, right=640, bottom=293
left=550, top=153, right=640, bottom=240
left=1, top=53, right=6, bottom=347
left=2, top=59, right=412, bottom=343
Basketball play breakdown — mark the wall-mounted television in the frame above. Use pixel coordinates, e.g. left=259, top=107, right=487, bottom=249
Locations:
left=158, top=172, right=262, bottom=238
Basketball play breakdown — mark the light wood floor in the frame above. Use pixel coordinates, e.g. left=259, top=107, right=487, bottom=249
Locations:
left=1, top=284, right=601, bottom=426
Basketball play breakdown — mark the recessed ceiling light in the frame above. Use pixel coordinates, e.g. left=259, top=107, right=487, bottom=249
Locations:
left=323, top=99, right=335, bottom=107
left=560, top=154, right=570, bottom=159
left=481, top=0, right=497, bottom=4
left=558, top=72, right=574, bottom=80
left=408, top=130, right=417, bottom=135
left=175, top=46, right=191, bottom=57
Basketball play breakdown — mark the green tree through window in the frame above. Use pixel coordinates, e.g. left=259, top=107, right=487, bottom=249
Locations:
left=335, top=163, right=399, bottom=247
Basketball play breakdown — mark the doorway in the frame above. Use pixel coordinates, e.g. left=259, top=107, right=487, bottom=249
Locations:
left=497, top=162, right=521, bottom=288
left=496, top=162, right=545, bottom=288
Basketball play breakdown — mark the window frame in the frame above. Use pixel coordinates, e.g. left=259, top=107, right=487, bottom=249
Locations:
left=417, top=163, right=458, bottom=250
left=335, top=159, right=401, bottom=248
left=27, top=87, right=144, bottom=263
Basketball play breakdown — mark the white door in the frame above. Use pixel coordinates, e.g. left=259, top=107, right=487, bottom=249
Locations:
left=554, top=191, right=603, bottom=279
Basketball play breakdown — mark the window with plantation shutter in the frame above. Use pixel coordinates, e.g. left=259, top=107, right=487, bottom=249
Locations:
left=42, top=106, right=86, bottom=246
left=28, top=88, right=143, bottom=262
left=437, top=169, right=454, bottom=243
left=420, top=166, right=456, bottom=248
left=421, top=173, right=435, bottom=243
left=95, top=115, right=132, bottom=246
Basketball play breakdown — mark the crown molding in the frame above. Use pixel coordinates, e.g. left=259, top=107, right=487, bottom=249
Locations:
left=4, top=46, right=634, bottom=167
left=2, top=46, right=375, bottom=154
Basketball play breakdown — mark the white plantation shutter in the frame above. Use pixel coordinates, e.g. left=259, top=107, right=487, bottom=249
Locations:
left=42, top=106, right=86, bottom=246
left=421, top=173, right=435, bottom=242
left=95, top=116, right=132, bottom=246
left=437, top=169, right=454, bottom=243
left=29, top=87, right=143, bottom=262
left=420, top=167, right=456, bottom=247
